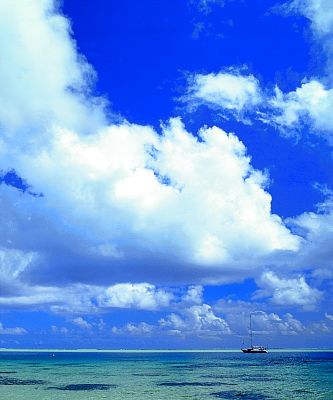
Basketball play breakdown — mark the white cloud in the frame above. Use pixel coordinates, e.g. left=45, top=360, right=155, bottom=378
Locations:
left=0, top=247, right=37, bottom=296
left=269, top=80, right=333, bottom=139
left=0, top=278, right=198, bottom=313
left=71, top=317, right=92, bottom=329
left=0, top=0, right=331, bottom=345
left=325, top=312, right=333, bottom=321
left=0, top=279, right=175, bottom=313
left=0, top=116, right=299, bottom=289
left=115, top=304, right=315, bottom=340
left=0, top=322, right=27, bottom=335
left=184, top=72, right=333, bottom=141
left=214, top=300, right=308, bottom=336
left=287, top=206, right=333, bottom=273
left=255, top=271, right=322, bottom=308
left=51, top=325, right=69, bottom=335
left=97, top=319, right=106, bottom=330
left=0, top=282, right=99, bottom=314
left=97, top=283, right=173, bottom=310
left=286, top=0, right=333, bottom=36
left=181, top=285, right=203, bottom=305
left=111, top=322, right=154, bottom=336
left=90, top=244, right=124, bottom=259
left=249, top=311, right=305, bottom=336
left=0, top=0, right=105, bottom=143
left=159, top=304, right=231, bottom=337
left=309, top=322, right=331, bottom=333
left=0, top=0, right=303, bottom=313
left=0, top=268, right=201, bottom=313
left=109, top=306, right=327, bottom=339
left=268, top=1, right=333, bottom=139
left=181, top=3, right=333, bottom=144
left=190, top=0, right=225, bottom=14
left=184, top=71, right=262, bottom=116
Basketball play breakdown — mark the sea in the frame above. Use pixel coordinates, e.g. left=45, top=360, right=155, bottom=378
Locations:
left=0, top=350, right=332, bottom=399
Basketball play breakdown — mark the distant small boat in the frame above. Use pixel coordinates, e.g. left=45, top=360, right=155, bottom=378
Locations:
left=241, top=345, right=267, bottom=353
left=241, top=313, right=268, bottom=353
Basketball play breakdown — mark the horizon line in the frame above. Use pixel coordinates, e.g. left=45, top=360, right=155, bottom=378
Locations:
left=1, top=348, right=332, bottom=353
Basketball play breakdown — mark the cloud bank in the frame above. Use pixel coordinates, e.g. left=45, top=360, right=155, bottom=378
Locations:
left=0, top=0, right=301, bottom=313
left=0, top=0, right=330, bottom=349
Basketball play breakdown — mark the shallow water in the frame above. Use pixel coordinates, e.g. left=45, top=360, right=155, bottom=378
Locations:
left=0, top=351, right=332, bottom=399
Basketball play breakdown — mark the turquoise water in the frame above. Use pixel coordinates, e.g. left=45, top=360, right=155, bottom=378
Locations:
left=0, top=351, right=332, bottom=399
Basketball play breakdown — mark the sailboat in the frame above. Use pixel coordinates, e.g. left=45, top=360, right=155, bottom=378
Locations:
left=241, top=313, right=268, bottom=353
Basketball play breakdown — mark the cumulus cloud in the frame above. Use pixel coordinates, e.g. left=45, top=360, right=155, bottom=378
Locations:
left=0, top=280, right=175, bottom=313
left=111, top=322, right=154, bottom=336
left=183, top=71, right=262, bottom=118
left=71, top=317, right=92, bottom=329
left=181, top=285, right=203, bottom=305
left=0, top=117, right=300, bottom=290
left=0, top=282, right=100, bottom=314
left=181, top=2, right=333, bottom=145
left=325, top=312, right=333, bottom=321
left=0, top=0, right=105, bottom=143
left=97, top=283, right=173, bottom=310
left=181, top=1, right=333, bottom=142
left=285, top=0, right=333, bottom=37
left=214, top=300, right=309, bottom=336
left=11, top=119, right=299, bottom=269
left=109, top=304, right=231, bottom=338
left=268, top=1, right=333, bottom=140
left=51, top=325, right=69, bottom=335
left=255, top=271, right=322, bottom=308
left=0, top=0, right=331, bottom=348
left=183, top=70, right=333, bottom=141
left=286, top=203, right=333, bottom=276
left=0, top=0, right=302, bottom=296
left=190, top=0, right=226, bottom=14
left=0, top=276, right=202, bottom=313
left=268, top=80, right=333, bottom=140
left=159, top=304, right=231, bottom=337
left=0, top=247, right=37, bottom=296
left=109, top=306, right=312, bottom=339
left=0, top=322, right=27, bottom=335
left=249, top=311, right=305, bottom=336
left=308, top=321, right=331, bottom=333
left=0, top=0, right=301, bottom=314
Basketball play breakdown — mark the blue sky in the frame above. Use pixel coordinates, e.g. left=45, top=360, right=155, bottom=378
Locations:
left=0, top=0, right=333, bottom=349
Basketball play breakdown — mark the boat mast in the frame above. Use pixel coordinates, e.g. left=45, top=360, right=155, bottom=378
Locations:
left=250, top=313, right=253, bottom=348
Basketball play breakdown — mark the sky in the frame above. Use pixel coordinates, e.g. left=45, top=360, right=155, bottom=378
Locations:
left=0, top=0, right=333, bottom=349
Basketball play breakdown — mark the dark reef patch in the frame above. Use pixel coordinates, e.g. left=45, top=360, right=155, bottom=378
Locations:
left=169, top=363, right=224, bottom=369
left=158, top=381, right=222, bottom=387
left=0, top=371, right=17, bottom=374
left=210, top=390, right=271, bottom=399
left=51, top=363, right=81, bottom=367
left=48, top=383, right=117, bottom=391
left=241, top=376, right=281, bottom=382
left=293, top=389, right=314, bottom=394
left=0, top=376, right=47, bottom=386
left=200, top=374, right=238, bottom=380
left=133, top=372, right=167, bottom=377
left=23, top=363, right=41, bottom=365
